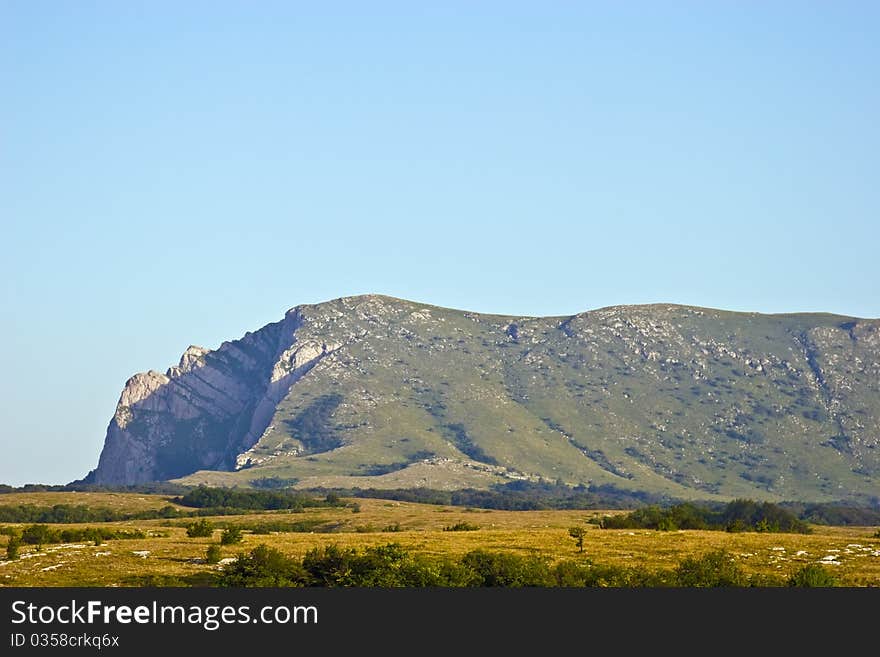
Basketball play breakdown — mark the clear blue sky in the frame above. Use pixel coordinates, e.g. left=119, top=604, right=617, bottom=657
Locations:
left=2, top=2, right=878, bottom=485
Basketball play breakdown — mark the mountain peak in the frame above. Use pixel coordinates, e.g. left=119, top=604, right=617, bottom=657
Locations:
left=87, top=298, right=880, bottom=502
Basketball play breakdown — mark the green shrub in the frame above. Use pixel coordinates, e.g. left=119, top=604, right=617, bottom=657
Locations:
left=205, top=544, right=222, bottom=565
left=674, top=550, right=749, bottom=587
left=788, top=564, right=838, bottom=587
left=553, top=560, right=674, bottom=587
left=220, top=527, right=243, bottom=545
left=299, top=544, right=478, bottom=587
left=218, top=545, right=306, bottom=587
left=186, top=519, right=214, bottom=538
left=20, top=524, right=54, bottom=546
left=460, top=550, right=554, bottom=587
left=6, top=536, right=21, bottom=560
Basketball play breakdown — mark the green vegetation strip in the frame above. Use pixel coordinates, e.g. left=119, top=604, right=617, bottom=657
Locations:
left=209, top=543, right=839, bottom=588
left=2, top=524, right=146, bottom=555
left=599, top=500, right=811, bottom=533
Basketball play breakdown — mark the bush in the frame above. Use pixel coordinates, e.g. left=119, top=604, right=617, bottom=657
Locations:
left=553, top=560, right=674, bottom=587
left=186, top=519, right=214, bottom=538
left=20, top=524, right=53, bottom=546
left=299, top=544, right=478, bottom=587
left=205, top=545, right=222, bottom=565
left=674, top=550, right=749, bottom=587
left=460, top=550, right=555, bottom=587
left=220, top=527, right=243, bottom=545
left=218, top=545, right=306, bottom=587
left=6, top=536, right=21, bottom=560
left=788, top=564, right=838, bottom=587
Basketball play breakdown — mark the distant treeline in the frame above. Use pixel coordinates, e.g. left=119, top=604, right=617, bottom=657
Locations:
left=779, top=502, right=880, bottom=527
left=326, top=483, right=880, bottom=526
left=173, top=487, right=347, bottom=511
left=600, top=500, right=811, bottom=534
left=0, top=489, right=343, bottom=524
left=0, top=504, right=185, bottom=524
left=0, top=502, right=265, bottom=524
left=0, top=482, right=189, bottom=495
left=169, top=518, right=332, bottom=535
left=212, top=543, right=837, bottom=588
left=0, top=502, right=311, bottom=524
left=315, top=481, right=670, bottom=511
left=2, top=480, right=879, bottom=527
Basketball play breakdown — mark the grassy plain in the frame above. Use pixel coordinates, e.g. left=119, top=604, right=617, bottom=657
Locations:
left=1, top=492, right=878, bottom=587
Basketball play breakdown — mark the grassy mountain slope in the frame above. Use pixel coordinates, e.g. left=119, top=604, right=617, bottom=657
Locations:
left=139, top=295, right=880, bottom=502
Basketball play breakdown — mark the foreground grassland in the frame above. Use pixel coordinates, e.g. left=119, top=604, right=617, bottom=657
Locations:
left=1, top=492, right=878, bottom=586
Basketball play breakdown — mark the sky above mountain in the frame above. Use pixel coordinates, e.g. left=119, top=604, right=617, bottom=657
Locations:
left=1, top=2, right=878, bottom=485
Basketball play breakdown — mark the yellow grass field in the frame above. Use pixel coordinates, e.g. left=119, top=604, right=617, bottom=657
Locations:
left=1, top=493, right=879, bottom=586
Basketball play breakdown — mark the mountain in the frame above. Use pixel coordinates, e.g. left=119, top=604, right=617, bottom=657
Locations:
left=83, top=295, right=880, bottom=502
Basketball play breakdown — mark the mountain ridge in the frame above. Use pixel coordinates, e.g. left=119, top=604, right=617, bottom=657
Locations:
left=83, top=294, right=880, bottom=502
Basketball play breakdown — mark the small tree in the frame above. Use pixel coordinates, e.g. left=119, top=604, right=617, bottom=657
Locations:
left=6, top=536, right=21, bottom=560
left=220, top=527, right=243, bottom=545
left=569, top=527, right=586, bottom=553
left=205, top=544, right=222, bottom=564
left=186, top=519, right=215, bottom=538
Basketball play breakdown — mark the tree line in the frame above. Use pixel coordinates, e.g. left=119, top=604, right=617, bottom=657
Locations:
left=314, top=480, right=668, bottom=510
left=216, top=542, right=838, bottom=588
left=0, top=503, right=268, bottom=524
left=598, top=499, right=811, bottom=533
left=173, top=486, right=347, bottom=511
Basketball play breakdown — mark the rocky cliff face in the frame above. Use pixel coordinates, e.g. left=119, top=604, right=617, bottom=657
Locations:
left=86, top=308, right=333, bottom=483
left=85, top=295, right=880, bottom=502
